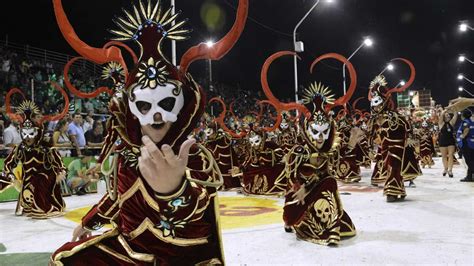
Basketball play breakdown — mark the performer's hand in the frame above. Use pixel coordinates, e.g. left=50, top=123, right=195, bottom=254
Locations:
left=292, top=186, right=307, bottom=205
left=56, top=170, right=66, bottom=183
left=139, top=136, right=196, bottom=194
left=72, top=225, right=91, bottom=242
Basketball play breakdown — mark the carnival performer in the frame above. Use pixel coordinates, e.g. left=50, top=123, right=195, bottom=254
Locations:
left=417, top=119, right=435, bottom=168
left=204, top=98, right=242, bottom=190
left=261, top=51, right=359, bottom=245
left=367, top=59, right=418, bottom=202
left=50, top=0, right=248, bottom=264
left=1, top=86, right=68, bottom=219
left=437, top=107, right=458, bottom=177
left=334, top=108, right=361, bottom=183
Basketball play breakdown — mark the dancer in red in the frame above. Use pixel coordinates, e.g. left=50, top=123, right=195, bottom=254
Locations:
left=367, top=59, right=417, bottom=202
left=50, top=0, right=248, bottom=264
left=1, top=85, right=68, bottom=219
left=261, top=51, right=359, bottom=245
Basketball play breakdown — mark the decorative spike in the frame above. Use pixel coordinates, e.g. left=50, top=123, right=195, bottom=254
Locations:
left=113, top=20, right=134, bottom=35
left=133, top=5, right=142, bottom=25
left=146, top=0, right=152, bottom=19
left=148, top=0, right=161, bottom=19
left=159, top=7, right=172, bottom=24
left=162, top=13, right=180, bottom=26
left=123, top=9, right=139, bottom=27
left=139, top=0, right=147, bottom=20
left=109, top=29, right=132, bottom=38
left=115, top=16, right=135, bottom=29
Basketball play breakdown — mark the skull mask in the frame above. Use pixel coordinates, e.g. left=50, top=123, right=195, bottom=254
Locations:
left=370, top=91, right=384, bottom=108
left=249, top=133, right=262, bottom=148
left=314, top=198, right=331, bottom=224
left=129, top=83, right=184, bottom=126
left=280, top=121, right=289, bottom=130
left=204, top=128, right=214, bottom=138
left=421, top=120, right=428, bottom=128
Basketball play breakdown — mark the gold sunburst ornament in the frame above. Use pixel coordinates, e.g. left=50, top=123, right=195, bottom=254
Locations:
left=110, top=0, right=191, bottom=43
left=17, top=100, right=41, bottom=116
left=136, top=57, right=169, bottom=89
left=302, top=82, right=336, bottom=106
left=369, top=75, right=388, bottom=89
left=101, top=62, right=125, bottom=81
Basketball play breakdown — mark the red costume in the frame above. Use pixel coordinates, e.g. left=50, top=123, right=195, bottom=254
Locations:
left=50, top=0, right=248, bottom=264
left=367, top=62, right=418, bottom=202
left=261, top=51, right=357, bottom=245
left=1, top=85, right=69, bottom=219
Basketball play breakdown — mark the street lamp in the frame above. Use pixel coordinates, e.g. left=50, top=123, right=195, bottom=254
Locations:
left=458, top=74, right=474, bottom=84
left=379, top=63, right=394, bottom=75
left=399, top=80, right=406, bottom=86
left=293, top=0, right=334, bottom=103
left=458, top=86, right=474, bottom=97
left=458, top=55, right=474, bottom=64
left=459, top=22, right=473, bottom=32
left=409, top=91, right=414, bottom=97
left=343, top=37, right=373, bottom=93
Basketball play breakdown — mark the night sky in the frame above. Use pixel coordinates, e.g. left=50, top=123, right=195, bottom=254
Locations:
left=1, top=0, right=473, bottom=108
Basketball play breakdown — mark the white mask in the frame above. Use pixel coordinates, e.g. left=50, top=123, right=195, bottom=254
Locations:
left=371, top=93, right=384, bottom=107
left=307, top=122, right=330, bottom=141
left=21, top=127, right=38, bottom=140
left=204, top=128, right=214, bottom=137
left=249, top=134, right=262, bottom=147
left=280, top=121, right=289, bottom=130
left=128, top=83, right=184, bottom=126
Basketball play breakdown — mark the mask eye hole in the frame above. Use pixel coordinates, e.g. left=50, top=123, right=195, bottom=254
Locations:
left=158, top=97, right=176, bottom=112
left=136, top=101, right=151, bottom=114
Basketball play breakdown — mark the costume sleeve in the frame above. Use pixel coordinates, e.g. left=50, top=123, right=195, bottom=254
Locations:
left=82, top=193, right=120, bottom=230
left=47, top=148, right=66, bottom=174
left=97, top=117, right=119, bottom=164
left=1, top=146, right=20, bottom=191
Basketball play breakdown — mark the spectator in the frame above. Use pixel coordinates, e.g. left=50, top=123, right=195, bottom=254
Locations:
left=52, top=119, right=72, bottom=157
left=68, top=112, right=86, bottom=157
left=437, top=108, right=457, bottom=177
left=82, top=111, right=94, bottom=133
left=3, top=119, right=21, bottom=151
left=85, top=120, right=105, bottom=155
left=83, top=99, right=94, bottom=115
left=66, top=152, right=98, bottom=195
left=457, top=109, right=474, bottom=182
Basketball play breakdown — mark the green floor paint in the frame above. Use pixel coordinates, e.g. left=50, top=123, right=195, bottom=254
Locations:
left=0, top=253, right=51, bottom=265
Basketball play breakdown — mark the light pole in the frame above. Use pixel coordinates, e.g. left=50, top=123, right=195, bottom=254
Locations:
left=458, top=55, right=474, bottom=64
left=293, top=0, right=333, bottom=103
left=458, top=74, right=474, bottom=84
left=343, top=37, right=373, bottom=94
left=378, top=63, right=394, bottom=76
left=459, top=22, right=473, bottom=32
left=206, top=40, right=215, bottom=115
left=458, top=86, right=474, bottom=97
left=171, top=0, right=176, bottom=65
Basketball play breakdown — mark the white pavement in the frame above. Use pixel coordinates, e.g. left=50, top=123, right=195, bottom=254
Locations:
left=0, top=157, right=473, bottom=265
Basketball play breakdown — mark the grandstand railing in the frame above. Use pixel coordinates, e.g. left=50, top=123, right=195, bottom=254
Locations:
left=0, top=39, right=100, bottom=76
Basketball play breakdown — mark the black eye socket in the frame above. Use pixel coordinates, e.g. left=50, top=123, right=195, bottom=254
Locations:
left=158, top=97, right=176, bottom=112
left=136, top=101, right=151, bottom=114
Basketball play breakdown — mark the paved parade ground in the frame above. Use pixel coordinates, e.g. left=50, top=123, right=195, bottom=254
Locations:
left=0, top=158, right=473, bottom=265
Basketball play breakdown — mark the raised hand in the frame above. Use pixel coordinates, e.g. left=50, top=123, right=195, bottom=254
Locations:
left=138, top=136, right=196, bottom=194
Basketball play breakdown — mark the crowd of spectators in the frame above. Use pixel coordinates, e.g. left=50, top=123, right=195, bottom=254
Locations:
left=0, top=44, right=276, bottom=159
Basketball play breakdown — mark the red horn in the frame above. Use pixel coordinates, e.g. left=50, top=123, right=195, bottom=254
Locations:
left=261, top=51, right=309, bottom=115
left=179, top=0, right=248, bottom=75
left=209, top=97, right=246, bottom=138
left=386, top=58, right=415, bottom=95
left=257, top=100, right=282, bottom=132
left=5, top=88, right=25, bottom=122
left=64, top=57, right=114, bottom=98
left=53, top=0, right=126, bottom=67
left=310, top=53, right=357, bottom=111
left=40, top=82, right=70, bottom=123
